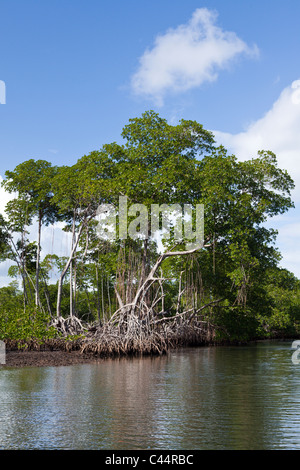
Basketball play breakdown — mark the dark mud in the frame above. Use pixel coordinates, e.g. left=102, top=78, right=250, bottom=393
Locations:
left=4, top=349, right=104, bottom=368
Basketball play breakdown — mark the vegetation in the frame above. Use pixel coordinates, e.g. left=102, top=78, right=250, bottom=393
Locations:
left=0, top=110, right=299, bottom=355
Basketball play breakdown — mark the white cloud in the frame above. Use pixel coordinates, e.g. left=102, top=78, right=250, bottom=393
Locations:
left=213, top=79, right=300, bottom=278
left=0, top=175, right=16, bottom=218
left=0, top=178, right=72, bottom=286
left=131, top=8, right=258, bottom=105
left=214, top=79, right=300, bottom=202
left=0, top=180, right=17, bottom=287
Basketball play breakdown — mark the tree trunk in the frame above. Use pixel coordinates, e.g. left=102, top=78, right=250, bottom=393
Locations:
left=41, top=270, right=53, bottom=317
left=96, top=264, right=101, bottom=324
left=56, top=222, right=85, bottom=317
left=69, top=212, right=76, bottom=317
left=8, top=237, right=32, bottom=308
left=132, top=244, right=207, bottom=312
left=35, top=211, right=42, bottom=307
left=110, top=242, right=211, bottom=322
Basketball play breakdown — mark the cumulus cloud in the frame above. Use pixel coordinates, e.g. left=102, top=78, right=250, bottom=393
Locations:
left=213, top=79, right=300, bottom=277
left=131, top=8, right=259, bottom=105
left=214, top=79, right=300, bottom=202
left=0, top=175, right=16, bottom=218
left=0, top=177, right=72, bottom=286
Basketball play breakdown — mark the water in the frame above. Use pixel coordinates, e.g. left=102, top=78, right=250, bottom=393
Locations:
left=0, top=341, right=300, bottom=450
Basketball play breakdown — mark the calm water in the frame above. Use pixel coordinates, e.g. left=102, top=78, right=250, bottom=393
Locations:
left=0, top=341, right=300, bottom=450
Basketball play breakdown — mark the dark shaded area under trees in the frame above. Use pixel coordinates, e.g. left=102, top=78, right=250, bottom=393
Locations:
left=0, top=111, right=299, bottom=357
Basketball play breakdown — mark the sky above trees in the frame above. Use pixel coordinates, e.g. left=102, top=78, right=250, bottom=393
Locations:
left=0, top=0, right=299, bottom=279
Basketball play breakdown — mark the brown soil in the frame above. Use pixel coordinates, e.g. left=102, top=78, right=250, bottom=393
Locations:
left=3, top=349, right=104, bottom=368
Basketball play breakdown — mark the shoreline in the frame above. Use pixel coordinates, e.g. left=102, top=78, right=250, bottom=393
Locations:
left=2, top=337, right=295, bottom=369
left=3, top=349, right=106, bottom=368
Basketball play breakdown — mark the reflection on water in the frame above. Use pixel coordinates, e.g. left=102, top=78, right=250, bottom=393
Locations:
left=0, top=341, right=300, bottom=450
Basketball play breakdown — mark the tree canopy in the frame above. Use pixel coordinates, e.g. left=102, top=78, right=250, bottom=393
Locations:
left=0, top=110, right=299, bottom=346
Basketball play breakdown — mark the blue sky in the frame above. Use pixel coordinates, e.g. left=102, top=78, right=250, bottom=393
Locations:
left=0, top=0, right=300, bottom=280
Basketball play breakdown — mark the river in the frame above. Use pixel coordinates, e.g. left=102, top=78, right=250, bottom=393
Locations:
left=0, top=340, right=299, bottom=450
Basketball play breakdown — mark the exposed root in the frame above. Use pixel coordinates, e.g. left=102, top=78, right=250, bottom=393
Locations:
left=78, top=316, right=169, bottom=357
left=50, top=316, right=88, bottom=337
left=5, top=313, right=215, bottom=357
left=68, top=314, right=215, bottom=358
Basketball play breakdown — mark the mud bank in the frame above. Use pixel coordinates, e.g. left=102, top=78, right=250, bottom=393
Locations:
left=4, top=349, right=104, bottom=368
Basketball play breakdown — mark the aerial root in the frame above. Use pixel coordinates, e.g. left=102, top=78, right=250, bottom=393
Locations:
left=64, top=313, right=214, bottom=358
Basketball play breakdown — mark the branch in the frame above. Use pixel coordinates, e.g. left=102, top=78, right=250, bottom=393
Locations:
left=114, top=285, right=124, bottom=309
left=152, top=298, right=223, bottom=324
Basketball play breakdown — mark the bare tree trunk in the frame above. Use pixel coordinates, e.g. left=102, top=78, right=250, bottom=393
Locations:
left=107, top=274, right=112, bottom=318
left=96, top=264, right=101, bottom=324
left=131, top=244, right=209, bottom=315
left=176, top=270, right=185, bottom=316
left=41, top=270, right=53, bottom=317
left=69, top=213, right=76, bottom=317
left=56, top=222, right=86, bottom=317
left=84, top=286, right=92, bottom=320
left=101, top=275, right=105, bottom=322
left=21, top=226, right=27, bottom=309
left=35, top=211, right=42, bottom=307
left=109, top=242, right=211, bottom=325
left=70, top=260, right=73, bottom=317
left=8, top=237, right=32, bottom=308
left=73, top=256, right=77, bottom=315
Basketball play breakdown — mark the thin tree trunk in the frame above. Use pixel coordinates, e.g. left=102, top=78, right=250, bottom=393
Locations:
left=35, top=211, right=42, bottom=307
left=69, top=212, right=76, bottom=317
left=107, top=274, right=112, bottom=318
left=130, top=243, right=211, bottom=317
left=96, top=264, right=101, bottom=325
left=73, top=256, right=77, bottom=315
left=8, top=237, right=31, bottom=307
left=41, top=269, right=53, bottom=317
left=101, top=275, right=105, bottom=323
left=84, top=286, right=92, bottom=320
left=70, top=261, right=73, bottom=317
left=176, top=270, right=185, bottom=315
left=56, top=222, right=86, bottom=317
left=21, top=226, right=27, bottom=309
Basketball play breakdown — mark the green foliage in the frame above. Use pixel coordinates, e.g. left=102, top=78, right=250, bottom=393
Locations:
left=0, top=303, right=56, bottom=346
left=254, top=268, right=300, bottom=337
left=111, top=110, right=215, bottom=206
left=0, top=111, right=298, bottom=344
left=211, top=307, right=259, bottom=342
left=0, top=283, right=56, bottom=345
